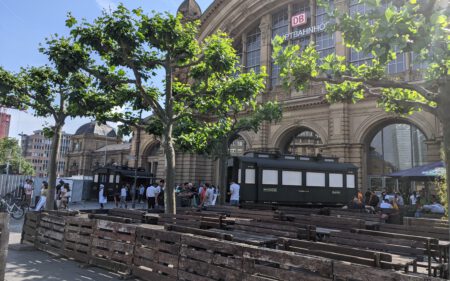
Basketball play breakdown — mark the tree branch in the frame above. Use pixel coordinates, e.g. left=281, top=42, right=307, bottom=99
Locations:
left=312, top=75, right=438, bottom=101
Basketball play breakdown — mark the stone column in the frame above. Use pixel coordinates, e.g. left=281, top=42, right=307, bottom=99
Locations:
left=327, top=103, right=350, bottom=162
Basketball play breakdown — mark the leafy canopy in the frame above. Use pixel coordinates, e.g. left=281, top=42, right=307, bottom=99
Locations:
left=0, top=138, right=34, bottom=175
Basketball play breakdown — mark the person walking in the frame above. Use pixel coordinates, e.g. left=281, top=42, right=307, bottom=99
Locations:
left=34, top=181, right=49, bottom=211
left=119, top=184, right=128, bottom=208
left=229, top=181, right=240, bottom=206
left=211, top=185, right=218, bottom=206
left=99, top=184, right=107, bottom=209
left=157, top=180, right=165, bottom=208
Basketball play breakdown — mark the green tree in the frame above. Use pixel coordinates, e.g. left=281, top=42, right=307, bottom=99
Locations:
left=44, top=5, right=267, bottom=213
left=273, top=0, right=448, bottom=236
left=177, top=102, right=282, bottom=205
left=0, top=65, right=117, bottom=210
left=0, top=138, right=34, bottom=175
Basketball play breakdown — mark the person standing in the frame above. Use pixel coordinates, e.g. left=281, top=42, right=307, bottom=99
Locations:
left=211, top=185, right=218, bottom=206
left=34, top=181, right=49, bottom=211
left=157, top=180, right=165, bottom=208
left=119, top=184, right=128, bottom=208
left=146, top=183, right=158, bottom=210
left=409, top=191, right=418, bottom=205
left=60, top=183, right=71, bottom=209
left=229, top=181, right=240, bottom=206
left=24, top=179, right=34, bottom=207
left=99, top=184, right=107, bottom=209
left=138, top=184, right=145, bottom=203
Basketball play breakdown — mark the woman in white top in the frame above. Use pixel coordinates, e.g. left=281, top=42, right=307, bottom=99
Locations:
left=99, top=184, right=107, bottom=209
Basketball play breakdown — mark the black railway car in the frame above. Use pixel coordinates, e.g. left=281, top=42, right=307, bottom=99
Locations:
left=231, top=152, right=358, bottom=206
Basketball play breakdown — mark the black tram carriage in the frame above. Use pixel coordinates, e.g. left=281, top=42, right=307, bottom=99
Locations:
left=92, top=165, right=160, bottom=200
left=230, top=152, right=358, bottom=206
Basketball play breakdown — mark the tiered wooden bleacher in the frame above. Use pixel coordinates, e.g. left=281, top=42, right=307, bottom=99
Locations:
left=20, top=205, right=449, bottom=280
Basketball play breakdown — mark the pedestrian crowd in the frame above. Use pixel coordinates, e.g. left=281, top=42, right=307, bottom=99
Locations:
left=348, top=189, right=445, bottom=221
left=96, top=180, right=242, bottom=210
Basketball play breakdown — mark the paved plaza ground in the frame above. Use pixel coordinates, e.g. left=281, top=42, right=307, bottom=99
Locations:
left=5, top=201, right=144, bottom=281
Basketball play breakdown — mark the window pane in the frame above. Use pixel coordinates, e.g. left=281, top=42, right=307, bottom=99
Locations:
left=306, top=172, right=325, bottom=187
left=245, top=169, right=256, bottom=184
left=282, top=171, right=302, bottom=186
left=262, top=170, right=278, bottom=185
left=238, top=169, right=242, bottom=184
left=329, top=173, right=343, bottom=188
left=246, top=27, right=261, bottom=73
left=346, top=174, right=355, bottom=188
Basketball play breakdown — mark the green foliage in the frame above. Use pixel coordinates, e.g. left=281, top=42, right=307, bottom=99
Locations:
left=0, top=138, right=34, bottom=175
left=273, top=0, right=448, bottom=117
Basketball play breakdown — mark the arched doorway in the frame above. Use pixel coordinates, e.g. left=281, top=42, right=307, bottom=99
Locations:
left=281, top=128, right=323, bottom=156
left=366, top=123, right=427, bottom=193
left=144, top=142, right=161, bottom=177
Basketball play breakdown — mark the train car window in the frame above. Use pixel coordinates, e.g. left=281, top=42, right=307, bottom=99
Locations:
left=109, top=174, right=115, bottom=183
left=94, top=174, right=99, bottom=183
left=329, top=173, right=343, bottom=188
left=346, top=174, right=356, bottom=188
left=245, top=169, right=256, bottom=184
left=238, top=169, right=242, bottom=184
left=115, top=175, right=120, bottom=183
left=306, top=172, right=326, bottom=187
left=282, top=171, right=302, bottom=186
left=262, top=170, right=278, bottom=185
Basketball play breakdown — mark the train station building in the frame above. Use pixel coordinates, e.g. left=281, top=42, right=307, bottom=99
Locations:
left=67, top=0, right=443, bottom=194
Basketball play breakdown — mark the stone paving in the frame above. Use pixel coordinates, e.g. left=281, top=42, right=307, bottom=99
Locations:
left=5, top=201, right=144, bottom=281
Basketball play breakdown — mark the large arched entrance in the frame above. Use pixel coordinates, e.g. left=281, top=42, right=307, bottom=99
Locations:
left=280, top=128, right=323, bottom=156
left=366, top=123, right=427, bottom=192
left=142, top=142, right=161, bottom=177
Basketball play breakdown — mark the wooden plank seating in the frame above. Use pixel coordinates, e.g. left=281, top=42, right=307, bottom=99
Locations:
left=158, top=214, right=222, bottom=229
left=35, top=213, right=66, bottom=255
left=330, top=209, right=381, bottom=223
left=403, top=217, right=449, bottom=229
left=0, top=213, right=9, bottom=281
left=278, top=213, right=365, bottom=231
left=178, top=234, right=246, bottom=281
left=21, top=212, right=40, bottom=245
left=108, top=208, right=146, bottom=222
left=63, top=216, right=94, bottom=263
left=230, top=219, right=300, bottom=239
left=242, top=244, right=333, bottom=281
left=379, top=223, right=449, bottom=241
left=90, top=220, right=136, bottom=275
left=281, top=238, right=415, bottom=272
left=165, top=224, right=234, bottom=241
left=88, top=213, right=133, bottom=223
left=133, top=225, right=180, bottom=281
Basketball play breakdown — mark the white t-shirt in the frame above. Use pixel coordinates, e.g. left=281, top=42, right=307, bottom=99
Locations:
left=230, top=183, right=240, bottom=201
left=410, top=195, right=417, bottom=205
left=24, top=183, right=33, bottom=195
left=380, top=202, right=393, bottom=209
left=121, top=187, right=127, bottom=197
left=205, top=188, right=215, bottom=206
left=423, top=203, right=445, bottom=214
left=146, top=186, right=159, bottom=198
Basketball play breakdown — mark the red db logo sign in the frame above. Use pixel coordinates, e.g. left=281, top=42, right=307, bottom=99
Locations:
left=291, top=12, right=307, bottom=27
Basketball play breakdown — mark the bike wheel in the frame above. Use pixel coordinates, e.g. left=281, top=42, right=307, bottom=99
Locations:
left=11, top=205, right=25, bottom=219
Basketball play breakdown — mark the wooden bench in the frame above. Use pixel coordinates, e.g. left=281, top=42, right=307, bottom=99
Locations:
left=280, top=238, right=415, bottom=272
left=108, top=208, right=146, bottom=222
left=157, top=214, right=223, bottom=229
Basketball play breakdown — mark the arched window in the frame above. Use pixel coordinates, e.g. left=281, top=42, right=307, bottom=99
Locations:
left=283, top=129, right=323, bottom=155
left=367, top=123, right=427, bottom=175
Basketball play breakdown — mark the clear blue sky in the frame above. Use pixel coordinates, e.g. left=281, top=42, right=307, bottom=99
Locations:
left=0, top=0, right=213, bottom=138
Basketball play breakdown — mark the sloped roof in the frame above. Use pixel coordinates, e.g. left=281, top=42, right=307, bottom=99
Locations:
left=75, top=121, right=116, bottom=137
left=95, top=143, right=131, bottom=152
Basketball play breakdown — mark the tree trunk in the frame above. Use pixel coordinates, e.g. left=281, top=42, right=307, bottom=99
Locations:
left=163, top=122, right=176, bottom=214
left=45, top=123, right=63, bottom=210
left=218, top=140, right=229, bottom=205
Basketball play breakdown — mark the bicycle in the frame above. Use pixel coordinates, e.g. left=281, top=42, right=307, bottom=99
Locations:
left=0, top=196, right=26, bottom=219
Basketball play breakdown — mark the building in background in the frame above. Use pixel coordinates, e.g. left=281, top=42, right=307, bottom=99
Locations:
left=0, top=111, right=11, bottom=139
left=21, top=130, right=72, bottom=177
left=65, top=121, right=129, bottom=177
